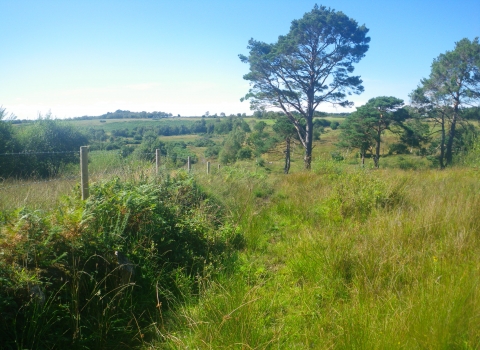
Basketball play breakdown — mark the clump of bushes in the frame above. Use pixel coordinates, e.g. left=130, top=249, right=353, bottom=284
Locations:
left=0, top=174, right=238, bottom=348
left=189, top=137, right=216, bottom=148
left=0, top=118, right=88, bottom=178
left=330, top=121, right=340, bottom=130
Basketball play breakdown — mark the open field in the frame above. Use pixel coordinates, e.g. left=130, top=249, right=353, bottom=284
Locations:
left=71, top=118, right=202, bottom=133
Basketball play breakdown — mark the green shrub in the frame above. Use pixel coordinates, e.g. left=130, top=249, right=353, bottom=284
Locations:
left=397, top=156, right=418, bottom=170
left=237, top=147, right=253, bottom=160
left=15, top=119, right=88, bottom=178
left=163, top=141, right=197, bottom=167
left=331, top=151, right=344, bottom=161
left=133, top=131, right=166, bottom=161
left=0, top=174, right=237, bottom=348
left=189, top=137, right=216, bottom=147
left=205, top=144, right=221, bottom=158
left=388, top=142, right=409, bottom=155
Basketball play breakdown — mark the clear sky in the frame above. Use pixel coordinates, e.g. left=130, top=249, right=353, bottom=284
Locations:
left=1, top=0, right=479, bottom=119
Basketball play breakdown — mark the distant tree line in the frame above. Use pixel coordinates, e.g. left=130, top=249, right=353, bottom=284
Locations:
left=74, top=109, right=174, bottom=120
left=6, top=109, right=175, bottom=124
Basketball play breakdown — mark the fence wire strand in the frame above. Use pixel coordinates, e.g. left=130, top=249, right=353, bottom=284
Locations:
left=0, top=151, right=80, bottom=156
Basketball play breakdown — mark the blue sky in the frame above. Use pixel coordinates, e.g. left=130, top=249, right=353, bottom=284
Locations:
left=1, top=0, right=479, bottom=119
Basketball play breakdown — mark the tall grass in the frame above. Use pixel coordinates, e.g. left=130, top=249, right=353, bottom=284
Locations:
left=2, top=149, right=480, bottom=348
left=158, top=163, right=480, bottom=349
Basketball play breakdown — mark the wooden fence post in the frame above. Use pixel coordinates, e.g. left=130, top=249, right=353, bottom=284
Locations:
left=155, top=149, right=160, bottom=175
left=207, top=161, right=210, bottom=174
left=80, top=146, right=89, bottom=200
left=187, top=156, right=191, bottom=172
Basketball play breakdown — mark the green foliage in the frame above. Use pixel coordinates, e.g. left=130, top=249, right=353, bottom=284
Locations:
left=0, top=108, right=21, bottom=177
left=213, top=118, right=234, bottom=134
left=330, top=121, right=340, bottom=130
left=462, top=106, right=480, bottom=120
left=272, top=117, right=296, bottom=140
left=0, top=108, right=19, bottom=152
left=330, top=151, right=344, bottom=161
left=461, top=133, right=480, bottom=167
left=189, top=136, right=216, bottom=147
left=219, top=129, right=246, bottom=164
left=239, top=119, right=251, bottom=133
left=132, top=130, right=166, bottom=162
left=388, top=142, right=409, bottom=155
left=453, top=123, right=478, bottom=156
left=410, top=37, right=480, bottom=167
left=86, top=127, right=108, bottom=141
left=79, top=109, right=173, bottom=120
left=236, top=147, right=253, bottom=160
left=246, top=129, right=277, bottom=157
left=253, top=121, right=267, bottom=132
left=252, top=109, right=286, bottom=119
left=352, top=96, right=408, bottom=167
left=337, top=110, right=376, bottom=159
left=313, top=118, right=331, bottom=128
left=15, top=118, right=88, bottom=178
left=120, top=145, right=135, bottom=158
left=161, top=167, right=480, bottom=348
left=204, top=144, right=222, bottom=158
left=164, top=141, right=197, bottom=167
left=190, top=119, right=208, bottom=133
left=399, top=117, right=430, bottom=152
left=0, top=175, right=236, bottom=348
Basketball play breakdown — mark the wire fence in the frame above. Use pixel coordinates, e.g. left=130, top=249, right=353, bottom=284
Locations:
left=0, top=148, right=229, bottom=193
left=0, top=151, right=80, bottom=155
left=0, top=145, right=304, bottom=211
left=0, top=144, right=295, bottom=201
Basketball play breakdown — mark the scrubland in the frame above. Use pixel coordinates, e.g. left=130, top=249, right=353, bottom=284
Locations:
left=1, top=143, right=480, bottom=349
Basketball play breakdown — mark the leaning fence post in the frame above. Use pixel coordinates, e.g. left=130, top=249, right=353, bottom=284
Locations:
left=207, top=161, right=210, bottom=174
left=187, top=156, right=191, bottom=173
left=155, top=149, right=160, bottom=175
left=80, top=146, right=89, bottom=200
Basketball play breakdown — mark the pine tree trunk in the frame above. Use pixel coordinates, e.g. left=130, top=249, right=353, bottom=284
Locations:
left=284, top=137, right=291, bottom=174
left=445, top=102, right=459, bottom=166
left=374, top=130, right=381, bottom=169
left=304, top=117, right=313, bottom=169
left=439, top=118, right=446, bottom=169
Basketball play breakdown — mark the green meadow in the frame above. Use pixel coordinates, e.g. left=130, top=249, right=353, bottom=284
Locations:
left=1, top=115, right=480, bottom=349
